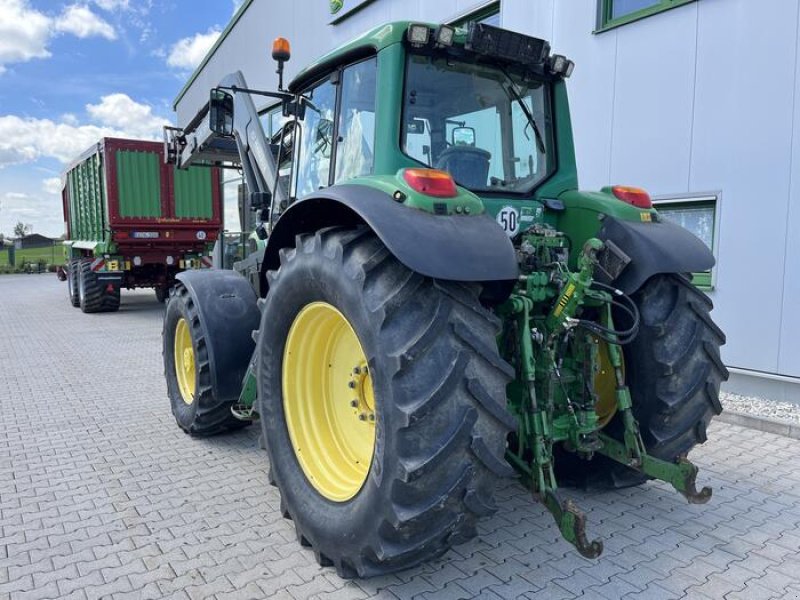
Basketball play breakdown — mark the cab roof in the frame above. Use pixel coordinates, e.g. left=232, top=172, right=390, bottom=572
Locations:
left=289, top=21, right=425, bottom=92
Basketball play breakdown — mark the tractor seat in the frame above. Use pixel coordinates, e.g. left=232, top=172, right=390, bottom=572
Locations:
left=435, top=146, right=491, bottom=189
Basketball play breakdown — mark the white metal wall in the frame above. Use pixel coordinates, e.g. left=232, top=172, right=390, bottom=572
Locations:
left=175, top=0, right=800, bottom=387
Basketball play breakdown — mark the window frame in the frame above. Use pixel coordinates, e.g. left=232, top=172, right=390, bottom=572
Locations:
left=333, top=56, right=378, bottom=184
left=399, top=51, right=557, bottom=196
left=449, top=1, right=501, bottom=28
left=595, top=0, right=696, bottom=33
left=651, top=192, right=720, bottom=291
left=290, top=55, right=378, bottom=199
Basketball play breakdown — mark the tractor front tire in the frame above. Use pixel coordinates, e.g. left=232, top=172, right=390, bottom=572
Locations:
left=67, top=259, right=80, bottom=307
left=163, top=283, right=248, bottom=436
left=257, top=227, right=516, bottom=578
left=557, top=273, right=728, bottom=489
left=78, top=259, right=120, bottom=313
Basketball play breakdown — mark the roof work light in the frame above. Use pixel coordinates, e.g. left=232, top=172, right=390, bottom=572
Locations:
left=549, top=54, right=575, bottom=78
left=434, top=25, right=455, bottom=47
left=407, top=24, right=431, bottom=47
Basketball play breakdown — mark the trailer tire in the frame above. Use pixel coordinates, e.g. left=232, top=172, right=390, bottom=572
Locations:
left=163, top=283, right=249, bottom=436
left=78, top=260, right=120, bottom=313
left=257, top=227, right=516, bottom=577
left=67, top=259, right=80, bottom=307
left=556, top=273, right=727, bottom=489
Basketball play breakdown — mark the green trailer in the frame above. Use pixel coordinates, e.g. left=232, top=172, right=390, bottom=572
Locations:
left=61, top=137, right=223, bottom=312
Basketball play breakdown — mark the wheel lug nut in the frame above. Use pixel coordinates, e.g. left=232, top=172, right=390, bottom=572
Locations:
left=368, top=414, right=375, bottom=422
left=358, top=413, right=367, bottom=421
left=348, top=381, right=356, bottom=389
left=353, top=367, right=361, bottom=375
left=350, top=400, right=359, bottom=408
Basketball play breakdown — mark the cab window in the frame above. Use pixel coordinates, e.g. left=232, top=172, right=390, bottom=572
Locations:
left=335, top=57, right=377, bottom=183
left=294, top=78, right=336, bottom=198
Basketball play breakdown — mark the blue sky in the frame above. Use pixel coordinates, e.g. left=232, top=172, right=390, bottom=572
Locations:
left=0, top=0, right=240, bottom=237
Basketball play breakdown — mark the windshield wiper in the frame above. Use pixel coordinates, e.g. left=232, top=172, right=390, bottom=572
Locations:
left=498, top=67, right=546, bottom=155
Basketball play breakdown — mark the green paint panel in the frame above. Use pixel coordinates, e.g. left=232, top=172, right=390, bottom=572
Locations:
left=174, top=168, right=214, bottom=219
left=116, top=150, right=162, bottom=218
left=67, top=152, right=105, bottom=242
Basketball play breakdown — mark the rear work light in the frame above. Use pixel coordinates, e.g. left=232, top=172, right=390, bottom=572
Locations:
left=407, top=24, right=431, bottom=47
left=611, top=185, right=652, bottom=209
left=402, top=168, right=458, bottom=198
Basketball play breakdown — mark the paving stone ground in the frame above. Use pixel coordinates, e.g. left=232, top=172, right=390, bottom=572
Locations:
left=2, top=274, right=800, bottom=600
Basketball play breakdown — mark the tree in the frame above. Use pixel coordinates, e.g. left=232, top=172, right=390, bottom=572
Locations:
left=13, top=222, right=31, bottom=238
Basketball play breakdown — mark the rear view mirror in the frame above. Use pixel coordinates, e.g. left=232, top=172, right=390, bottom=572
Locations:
left=452, top=126, right=476, bottom=146
left=209, top=89, right=234, bottom=136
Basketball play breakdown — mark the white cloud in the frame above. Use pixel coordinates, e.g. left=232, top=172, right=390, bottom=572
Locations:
left=166, top=28, right=220, bottom=70
left=0, top=0, right=118, bottom=73
left=0, top=94, right=168, bottom=167
left=42, top=177, right=62, bottom=195
left=0, top=0, right=52, bottom=71
left=86, top=93, right=167, bottom=139
left=93, top=0, right=129, bottom=10
left=0, top=191, right=63, bottom=238
left=55, top=4, right=116, bottom=40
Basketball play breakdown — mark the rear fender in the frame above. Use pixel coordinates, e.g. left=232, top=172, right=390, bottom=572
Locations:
left=597, top=216, right=715, bottom=294
left=260, top=183, right=519, bottom=296
left=174, top=270, right=260, bottom=401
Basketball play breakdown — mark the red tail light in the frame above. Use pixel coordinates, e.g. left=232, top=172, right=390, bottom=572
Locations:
left=611, top=185, right=652, bottom=209
left=115, top=231, right=129, bottom=240
left=402, top=168, right=458, bottom=198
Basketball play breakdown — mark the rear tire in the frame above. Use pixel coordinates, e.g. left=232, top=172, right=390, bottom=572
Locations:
left=155, top=286, right=168, bottom=303
left=67, top=259, right=80, bottom=307
left=257, top=227, right=516, bottom=577
left=556, top=273, right=728, bottom=489
left=163, top=283, right=248, bottom=436
left=78, top=260, right=120, bottom=313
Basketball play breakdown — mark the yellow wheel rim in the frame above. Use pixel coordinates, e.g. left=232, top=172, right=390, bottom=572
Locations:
left=283, top=302, right=376, bottom=502
left=594, top=338, right=622, bottom=428
left=174, top=317, right=196, bottom=405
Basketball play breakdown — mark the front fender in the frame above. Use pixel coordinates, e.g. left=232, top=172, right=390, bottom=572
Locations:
left=597, top=216, right=715, bottom=294
left=175, top=270, right=260, bottom=401
left=262, top=184, right=519, bottom=290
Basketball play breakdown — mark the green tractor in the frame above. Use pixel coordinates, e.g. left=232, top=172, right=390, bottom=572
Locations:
left=162, top=22, right=727, bottom=577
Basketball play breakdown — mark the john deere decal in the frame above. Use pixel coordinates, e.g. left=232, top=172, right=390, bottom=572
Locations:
left=330, top=0, right=343, bottom=14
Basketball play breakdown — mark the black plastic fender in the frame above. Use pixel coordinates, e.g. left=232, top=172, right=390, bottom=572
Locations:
left=261, top=184, right=519, bottom=293
left=598, top=216, right=715, bottom=294
left=174, top=270, right=260, bottom=401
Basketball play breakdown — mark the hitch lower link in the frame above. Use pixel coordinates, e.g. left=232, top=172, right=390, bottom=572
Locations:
left=505, top=241, right=711, bottom=559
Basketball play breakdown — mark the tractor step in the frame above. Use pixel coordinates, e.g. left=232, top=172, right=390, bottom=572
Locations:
left=231, top=403, right=259, bottom=421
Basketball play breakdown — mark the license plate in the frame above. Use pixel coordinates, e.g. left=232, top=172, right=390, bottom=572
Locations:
left=132, top=231, right=159, bottom=239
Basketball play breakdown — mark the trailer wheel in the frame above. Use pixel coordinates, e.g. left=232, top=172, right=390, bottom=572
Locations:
left=257, top=227, right=516, bottom=577
left=78, top=260, right=120, bottom=313
left=67, top=259, right=80, bottom=307
left=163, top=283, right=249, bottom=436
left=556, top=274, right=727, bottom=489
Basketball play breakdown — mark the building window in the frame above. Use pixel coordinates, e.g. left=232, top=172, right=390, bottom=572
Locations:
left=450, top=2, right=500, bottom=28
left=596, top=0, right=695, bottom=32
left=652, top=194, right=719, bottom=290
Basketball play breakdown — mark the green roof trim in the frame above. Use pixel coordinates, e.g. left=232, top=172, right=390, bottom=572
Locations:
left=289, top=21, right=421, bottom=92
left=172, top=0, right=256, bottom=110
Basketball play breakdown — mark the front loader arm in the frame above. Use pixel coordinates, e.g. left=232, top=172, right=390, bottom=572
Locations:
left=165, top=71, right=290, bottom=222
